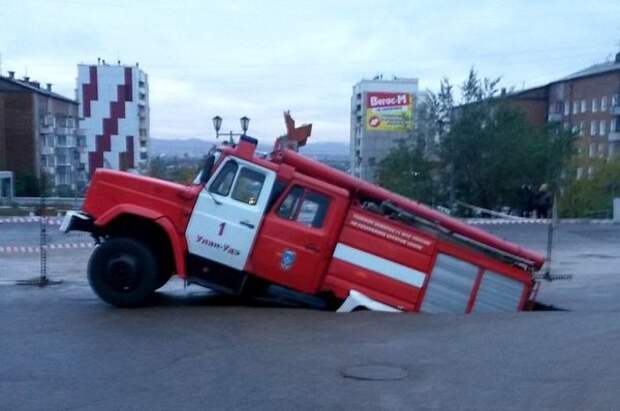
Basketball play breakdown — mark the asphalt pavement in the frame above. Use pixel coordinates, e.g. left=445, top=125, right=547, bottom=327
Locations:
left=1, top=220, right=620, bottom=410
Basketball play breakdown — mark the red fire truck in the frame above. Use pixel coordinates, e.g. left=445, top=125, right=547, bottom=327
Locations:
left=61, top=136, right=544, bottom=312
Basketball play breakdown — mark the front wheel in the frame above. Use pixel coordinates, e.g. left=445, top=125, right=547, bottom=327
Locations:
left=87, top=238, right=159, bottom=307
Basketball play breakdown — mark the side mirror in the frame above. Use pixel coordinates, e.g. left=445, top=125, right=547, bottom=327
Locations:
left=199, top=153, right=216, bottom=184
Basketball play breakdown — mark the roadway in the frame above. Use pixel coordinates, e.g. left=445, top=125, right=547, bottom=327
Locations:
left=1, top=221, right=619, bottom=410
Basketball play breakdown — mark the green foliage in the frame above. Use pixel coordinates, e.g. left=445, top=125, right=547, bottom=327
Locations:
left=443, top=105, right=575, bottom=209
left=14, top=172, right=53, bottom=196
left=376, top=143, right=437, bottom=205
left=148, top=156, right=199, bottom=185
left=376, top=68, right=576, bottom=213
left=559, top=158, right=620, bottom=218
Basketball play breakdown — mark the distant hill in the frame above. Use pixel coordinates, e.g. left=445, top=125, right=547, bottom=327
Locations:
left=299, top=142, right=349, bottom=159
left=151, top=138, right=349, bottom=159
left=150, top=138, right=215, bottom=157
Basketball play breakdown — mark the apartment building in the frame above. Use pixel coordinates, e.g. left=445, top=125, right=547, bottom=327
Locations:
left=0, top=72, right=87, bottom=195
left=547, top=53, right=620, bottom=178
left=350, top=76, right=418, bottom=182
left=77, top=61, right=150, bottom=176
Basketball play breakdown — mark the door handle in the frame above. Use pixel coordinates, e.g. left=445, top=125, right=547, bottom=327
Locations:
left=304, top=243, right=321, bottom=252
left=240, top=220, right=255, bottom=229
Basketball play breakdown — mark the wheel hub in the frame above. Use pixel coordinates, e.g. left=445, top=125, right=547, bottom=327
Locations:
left=105, top=254, right=139, bottom=292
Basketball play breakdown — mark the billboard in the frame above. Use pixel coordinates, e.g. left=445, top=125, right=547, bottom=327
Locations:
left=365, top=92, right=414, bottom=132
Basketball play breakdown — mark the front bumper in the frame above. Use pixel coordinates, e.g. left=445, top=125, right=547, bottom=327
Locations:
left=59, top=211, right=95, bottom=233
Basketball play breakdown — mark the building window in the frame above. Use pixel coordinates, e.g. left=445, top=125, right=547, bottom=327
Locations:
left=564, top=101, right=570, bottom=116
left=563, top=122, right=569, bottom=130
left=599, top=143, right=606, bottom=157
left=576, top=167, right=583, bottom=180
left=581, top=99, right=587, bottom=113
left=573, top=101, right=578, bottom=114
left=587, top=166, right=594, bottom=179
left=590, top=121, right=597, bottom=136
left=612, top=94, right=619, bottom=107
left=601, top=96, right=608, bottom=111
left=612, top=118, right=617, bottom=133
left=592, top=98, right=598, bottom=112
left=600, top=119, right=606, bottom=136
left=579, top=121, right=585, bottom=136
left=589, top=143, right=596, bottom=158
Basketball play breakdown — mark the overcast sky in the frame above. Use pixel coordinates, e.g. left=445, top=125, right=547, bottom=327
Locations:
left=1, top=0, right=619, bottom=143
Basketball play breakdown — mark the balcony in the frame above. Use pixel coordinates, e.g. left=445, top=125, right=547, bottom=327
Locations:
left=40, top=125, right=54, bottom=134
left=609, top=131, right=620, bottom=142
left=547, top=112, right=562, bottom=122
left=41, top=146, right=53, bottom=156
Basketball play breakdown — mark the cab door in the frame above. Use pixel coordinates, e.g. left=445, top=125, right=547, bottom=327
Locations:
left=186, top=156, right=276, bottom=270
left=249, top=177, right=349, bottom=293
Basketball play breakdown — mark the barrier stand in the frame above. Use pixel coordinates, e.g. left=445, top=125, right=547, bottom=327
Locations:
left=15, top=179, right=62, bottom=287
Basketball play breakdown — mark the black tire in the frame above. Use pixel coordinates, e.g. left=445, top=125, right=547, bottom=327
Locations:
left=87, top=237, right=159, bottom=307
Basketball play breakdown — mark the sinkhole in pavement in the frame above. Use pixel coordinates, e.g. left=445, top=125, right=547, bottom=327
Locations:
left=341, top=364, right=408, bottom=381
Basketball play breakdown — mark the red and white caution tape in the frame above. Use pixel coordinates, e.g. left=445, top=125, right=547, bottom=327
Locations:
left=465, top=218, right=613, bottom=225
left=0, top=242, right=94, bottom=253
left=465, top=218, right=549, bottom=225
left=0, top=216, right=63, bottom=225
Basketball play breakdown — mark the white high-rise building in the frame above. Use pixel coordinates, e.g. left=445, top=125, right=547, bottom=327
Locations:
left=76, top=61, right=149, bottom=176
left=350, top=77, right=418, bottom=182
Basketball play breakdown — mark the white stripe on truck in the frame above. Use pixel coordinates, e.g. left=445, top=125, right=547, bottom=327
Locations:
left=333, top=243, right=426, bottom=288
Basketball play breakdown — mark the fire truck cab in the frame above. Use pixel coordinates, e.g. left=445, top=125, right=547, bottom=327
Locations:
left=62, top=135, right=544, bottom=312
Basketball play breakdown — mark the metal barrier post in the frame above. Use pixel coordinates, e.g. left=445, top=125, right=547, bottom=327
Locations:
left=15, top=174, right=62, bottom=287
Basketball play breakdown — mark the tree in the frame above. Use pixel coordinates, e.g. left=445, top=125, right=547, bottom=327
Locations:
left=377, top=68, right=576, bottom=213
left=148, top=156, right=167, bottom=179
left=376, top=143, right=437, bottom=205
left=443, top=104, right=574, bottom=210
left=14, top=172, right=53, bottom=197
left=559, top=158, right=620, bottom=218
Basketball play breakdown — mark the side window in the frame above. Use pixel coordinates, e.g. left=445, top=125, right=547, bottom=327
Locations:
left=277, top=186, right=304, bottom=219
left=276, top=186, right=330, bottom=228
left=231, top=167, right=266, bottom=205
left=297, top=192, right=329, bottom=228
left=209, top=160, right=238, bottom=196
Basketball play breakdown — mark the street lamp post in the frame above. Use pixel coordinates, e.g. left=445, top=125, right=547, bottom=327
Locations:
left=212, top=115, right=250, bottom=144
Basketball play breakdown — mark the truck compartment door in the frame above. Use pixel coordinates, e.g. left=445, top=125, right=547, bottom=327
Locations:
left=186, top=157, right=275, bottom=271
left=249, top=181, right=348, bottom=293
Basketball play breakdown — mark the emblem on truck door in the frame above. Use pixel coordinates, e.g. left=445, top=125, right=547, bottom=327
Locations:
left=281, top=249, right=296, bottom=271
